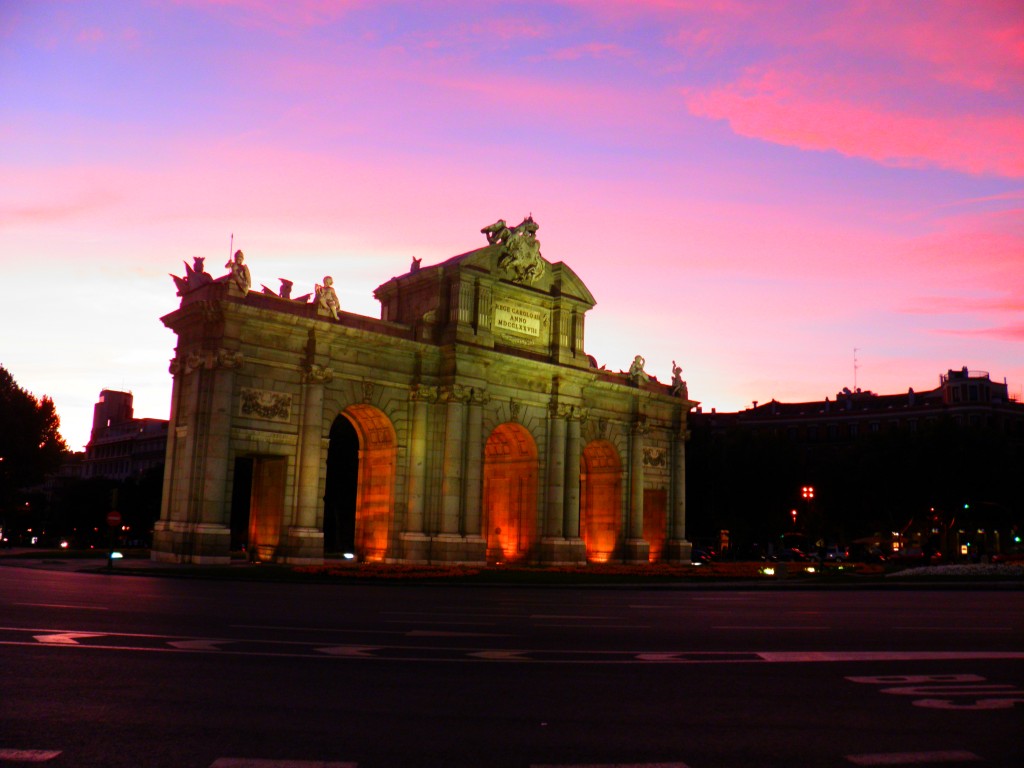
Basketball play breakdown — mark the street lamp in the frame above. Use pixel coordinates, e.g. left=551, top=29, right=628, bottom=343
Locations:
left=801, top=486, right=815, bottom=501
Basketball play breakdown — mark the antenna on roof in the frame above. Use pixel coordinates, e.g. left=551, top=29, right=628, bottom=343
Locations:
left=229, top=232, right=234, bottom=261
left=853, top=347, right=860, bottom=391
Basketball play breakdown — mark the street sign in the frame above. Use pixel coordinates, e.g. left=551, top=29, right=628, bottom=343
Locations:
left=106, top=511, right=122, bottom=528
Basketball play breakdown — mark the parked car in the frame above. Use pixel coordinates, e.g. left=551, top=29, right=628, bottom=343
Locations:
left=770, top=548, right=813, bottom=562
left=889, top=547, right=942, bottom=567
left=846, top=543, right=887, bottom=564
left=991, top=545, right=1024, bottom=564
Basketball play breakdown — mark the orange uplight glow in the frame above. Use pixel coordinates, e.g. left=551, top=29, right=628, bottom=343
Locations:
left=483, top=423, right=538, bottom=563
left=581, top=440, right=621, bottom=563
left=346, top=404, right=397, bottom=563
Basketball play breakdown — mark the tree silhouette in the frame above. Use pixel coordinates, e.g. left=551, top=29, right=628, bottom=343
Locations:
left=0, top=365, right=67, bottom=519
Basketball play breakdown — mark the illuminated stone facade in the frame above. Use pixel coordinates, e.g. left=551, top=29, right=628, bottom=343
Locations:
left=153, top=222, right=697, bottom=565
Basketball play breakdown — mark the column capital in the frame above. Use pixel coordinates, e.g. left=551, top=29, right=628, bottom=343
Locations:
left=440, top=384, right=472, bottom=403
left=180, top=348, right=244, bottom=374
left=303, top=364, right=334, bottom=384
left=550, top=402, right=585, bottom=420
left=632, top=416, right=649, bottom=435
left=410, top=384, right=439, bottom=403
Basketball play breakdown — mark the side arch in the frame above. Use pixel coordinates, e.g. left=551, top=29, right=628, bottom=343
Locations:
left=581, top=439, right=623, bottom=563
left=483, top=423, right=539, bottom=563
left=323, top=403, right=397, bottom=562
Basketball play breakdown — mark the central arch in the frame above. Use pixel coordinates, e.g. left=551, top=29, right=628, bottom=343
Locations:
left=323, top=403, right=396, bottom=562
left=581, top=440, right=622, bottom=563
left=482, top=423, right=538, bottom=563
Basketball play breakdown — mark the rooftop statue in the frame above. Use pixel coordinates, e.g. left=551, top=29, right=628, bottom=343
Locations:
left=316, top=276, right=340, bottom=320
left=628, top=355, right=649, bottom=385
left=170, top=256, right=214, bottom=296
left=225, top=250, right=252, bottom=296
left=481, top=215, right=545, bottom=285
left=261, top=278, right=310, bottom=302
left=671, top=360, right=688, bottom=399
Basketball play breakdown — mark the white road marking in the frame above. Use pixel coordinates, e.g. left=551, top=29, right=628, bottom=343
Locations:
left=315, top=645, right=380, bottom=657
left=0, top=749, right=62, bottom=762
left=533, top=763, right=691, bottom=767
left=231, top=624, right=407, bottom=635
left=168, top=639, right=234, bottom=651
left=32, top=632, right=105, bottom=645
left=15, top=603, right=108, bottom=610
left=469, top=650, right=532, bottom=660
left=846, top=750, right=982, bottom=765
left=714, top=625, right=828, bottom=630
left=382, top=619, right=496, bottom=626
left=210, top=760, right=357, bottom=767
left=760, top=651, right=1024, bottom=663
left=406, top=630, right=508, bottom=637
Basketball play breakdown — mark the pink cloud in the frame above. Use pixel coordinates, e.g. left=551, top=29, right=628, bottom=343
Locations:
left=940, top=322, right=1024, bottom=342
left=684, top=66, right=1024, bottom=178
left=172, top=0, right=363, bottom=29
left=543, top=42, right=631, bottom=61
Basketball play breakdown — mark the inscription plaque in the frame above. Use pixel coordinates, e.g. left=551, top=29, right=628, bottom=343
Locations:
left=494, top=300, right=543, bottom=338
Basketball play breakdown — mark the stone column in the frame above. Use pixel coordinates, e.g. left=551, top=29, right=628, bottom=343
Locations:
left=282, top=364, right=332, bottom=564
left=152, top=357, right=185, bottom=561
left=666, top=428, right=693, bottom=562
left=295, top=365, right=331, bottom=528
left=156, top=348, right=241, bottom=564
left=462, top=389, right=488, bottom=537
left=562, top=407, right=584, bottom=539
left=439, top=385, right=468, bottom=535
left=545, top=402, right=566, bottom=538
left=625, top=416, right=650, bottom=563
left=400, top=384, right=436, bottom=563
left=406, top=385, right=436, bottom=534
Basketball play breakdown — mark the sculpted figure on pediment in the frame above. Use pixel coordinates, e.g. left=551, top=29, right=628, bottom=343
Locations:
left=171, top=256, right=214, bottom=296
left=316, top=276, right=340, bottom=320
left=225, top=250, right=251, bottom=296
left=482, top=215, right=545, bottom=285
left=628, top=355, right=649, bottom=385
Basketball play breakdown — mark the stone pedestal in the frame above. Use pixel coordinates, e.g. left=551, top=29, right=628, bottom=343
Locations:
left=429, top=533, right=487, bottom=564
left=539, top=536, right=587, bottom=565
left=664, top=538, right=693, bottom=563
left=396, top=532, right=432, bottom=564
left=151, top=521, right=231, bottom=565
left=622, top=538, right=650, bottom=565
left=279, top=526, right=324, bottom=565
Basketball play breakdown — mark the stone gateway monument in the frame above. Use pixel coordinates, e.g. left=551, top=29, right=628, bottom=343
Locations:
left=153, top=219, right=697, bottom=565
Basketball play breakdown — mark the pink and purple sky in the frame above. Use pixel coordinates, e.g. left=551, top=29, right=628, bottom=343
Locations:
left=2, top=0, right=1022, bottom=451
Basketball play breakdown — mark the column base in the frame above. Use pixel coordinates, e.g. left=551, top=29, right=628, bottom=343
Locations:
left=622, top=538, right=651, bottom=564
left=664, top=538, right=693, bottom=564
left=428, top=533, right=486, bottom=565
left=279, top=526, right=324, bottom=565
left=394, top=532, right=432, bottom=564
left=539, top=537, right=587, bottom=565
left=151, top=521, right=231, bottom=565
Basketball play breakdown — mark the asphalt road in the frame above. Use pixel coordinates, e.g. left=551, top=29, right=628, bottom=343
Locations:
left=0, top=563, right=1021, bottom=767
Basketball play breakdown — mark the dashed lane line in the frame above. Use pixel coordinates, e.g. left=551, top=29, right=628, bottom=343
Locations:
left=2, top=627, right=1023, bottom=665
left=209, top=760, right=357, bottom=767
left=846, top=750, right=983, bottom=765
left=0, top=749, right=62, bottom=762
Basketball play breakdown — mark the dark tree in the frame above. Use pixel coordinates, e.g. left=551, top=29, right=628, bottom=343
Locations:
left=0, top=365, right=68, bottom=514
